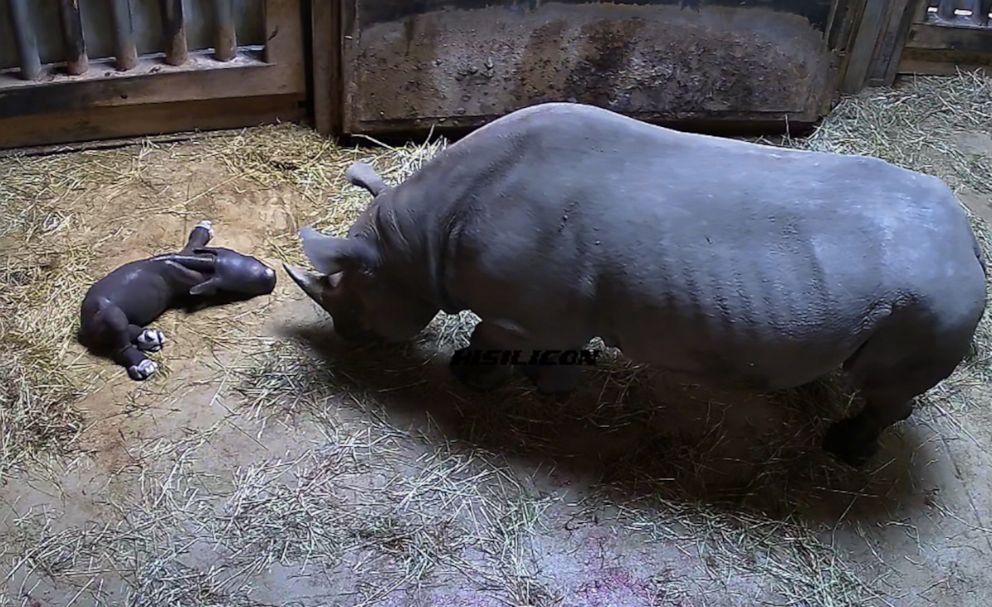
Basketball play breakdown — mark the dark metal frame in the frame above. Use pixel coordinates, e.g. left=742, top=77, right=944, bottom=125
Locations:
left=0, top=0, right=307, bottom=149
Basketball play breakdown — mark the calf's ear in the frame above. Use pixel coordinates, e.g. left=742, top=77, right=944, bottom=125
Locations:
left=189, top=276, right=220, bottom=296
left=299, top=227, right=379, bottom=275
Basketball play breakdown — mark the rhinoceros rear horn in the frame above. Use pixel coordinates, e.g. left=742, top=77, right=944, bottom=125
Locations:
left=299, top=227, right=378, bottom=275
left=345, top=162, right=388, bottom=197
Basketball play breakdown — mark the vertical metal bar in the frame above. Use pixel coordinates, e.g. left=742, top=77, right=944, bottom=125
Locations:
left=262, top=0, right=272, bottom=63
left=58, top=0, right=89, bottom=75
left=6, top=0, right=42, bottom=80
left=160, top=0, right=188, bottom=66
left=213, top=0, right=237, bottom=61
left=937, top=0, right=957, bottom=20
left=971, top=0, right=991, bottom=25
left=110, top=0, right=138, bottom=70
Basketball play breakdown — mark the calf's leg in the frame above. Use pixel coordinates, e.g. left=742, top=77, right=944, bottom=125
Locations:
left=103, top=306, right=158, bottom=380
left=966, top=0, right=989, bottom=26
left=127, top=324, right=166, bottom=352
left=180, top=220, right=214, bottom=253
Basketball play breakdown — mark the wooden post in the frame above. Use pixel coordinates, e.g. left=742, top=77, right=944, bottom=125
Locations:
left=110, top=0, right=138, bottom=71
left=213, top=0, right=237, bottom=61
left=841, top=0, right=890, bottom=93
left=6, top=0, right=42, bottom=80
left=58, top=0, right=89, bottom=75
left=160, top=0, right=189, bottom=66
left=310, top=0, right=341, bottom=135
left=864, top=0, right=920, bottom=87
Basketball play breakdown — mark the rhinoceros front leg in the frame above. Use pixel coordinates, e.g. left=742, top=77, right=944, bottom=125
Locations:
left=521, top=355, right=584, bottom=395
left=450, top=320, right=527, bottom=391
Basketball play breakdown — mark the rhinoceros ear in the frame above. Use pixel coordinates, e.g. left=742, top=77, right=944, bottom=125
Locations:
left=299, top=227, right=378, bottom=275
left=345, top=162, right=388, bottom=197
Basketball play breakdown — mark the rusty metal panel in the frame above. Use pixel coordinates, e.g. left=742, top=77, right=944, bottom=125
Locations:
left=0, top=0, right=307, bottom=150
left=341, top=0, right=851, bottom=134
left=0, top=0, right=265, bottom=71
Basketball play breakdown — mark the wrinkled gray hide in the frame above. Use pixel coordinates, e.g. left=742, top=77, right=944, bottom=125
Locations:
left=288, top=102, right=988, bottom=467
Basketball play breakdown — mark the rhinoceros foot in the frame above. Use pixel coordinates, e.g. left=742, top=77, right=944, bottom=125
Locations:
left=522, top=364, right=582, bottom=396
left=823, top=418, right=880, bottom=468
left=449, top=347, right=514, bottom=391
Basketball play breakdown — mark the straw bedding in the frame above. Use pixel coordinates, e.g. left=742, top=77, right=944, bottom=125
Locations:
left=1, top=72, right=991, bottom=606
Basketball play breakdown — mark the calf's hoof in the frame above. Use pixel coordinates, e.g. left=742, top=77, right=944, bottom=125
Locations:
left=450, top=349, right=512, bottom=392
left=823, top=418, right=878, bottom=468
left=127, top=359, right=159, bottom=381
left=136, top=328, right=166, bottom=352
left=195, top=219, right=215, bottom=238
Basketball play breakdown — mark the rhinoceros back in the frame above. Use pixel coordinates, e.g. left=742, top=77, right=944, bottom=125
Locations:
left=416, top=103, right=986, bottom=387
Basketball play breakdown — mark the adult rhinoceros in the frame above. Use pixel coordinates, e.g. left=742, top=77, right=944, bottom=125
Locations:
left=285, top=102, right=987, bottom=467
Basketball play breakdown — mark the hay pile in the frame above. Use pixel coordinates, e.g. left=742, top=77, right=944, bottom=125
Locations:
left=1, top=71, right=991, bottom=606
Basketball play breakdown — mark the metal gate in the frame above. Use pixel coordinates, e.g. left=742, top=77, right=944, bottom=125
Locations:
left=0, top=0, right=306, bottom=149
left=899, top=0, right=992, bottom=75
left=1, top=0, right=989, bottom=150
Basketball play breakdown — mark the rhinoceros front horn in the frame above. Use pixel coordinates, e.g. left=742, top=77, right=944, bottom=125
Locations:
left=283, top=263, right=328, bottom=305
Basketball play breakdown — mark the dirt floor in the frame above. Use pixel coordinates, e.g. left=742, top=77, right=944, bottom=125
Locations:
left=2, top=73, right=992, bottom=607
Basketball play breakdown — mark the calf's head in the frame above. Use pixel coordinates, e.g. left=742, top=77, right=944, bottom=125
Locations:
left=284, top=227, right=436, bottom=343
left=187, top=248, right=277, bottom=298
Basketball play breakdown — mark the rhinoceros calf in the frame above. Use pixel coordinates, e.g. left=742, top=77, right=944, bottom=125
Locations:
left=79, top=221, right=276, bottom=380
left=285, top=102, right=987, bottom=466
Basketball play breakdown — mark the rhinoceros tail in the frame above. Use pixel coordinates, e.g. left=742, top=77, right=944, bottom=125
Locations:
left=346, top=162, right=388, bottom=197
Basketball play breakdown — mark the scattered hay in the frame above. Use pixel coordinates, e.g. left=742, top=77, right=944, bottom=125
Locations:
left=796, top=71, right=992, bottom=196
left=3, top=71, right=992, bottom=606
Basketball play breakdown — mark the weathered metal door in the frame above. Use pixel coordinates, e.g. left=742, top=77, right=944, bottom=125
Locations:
left=334, top=0, right=867, bottom=136
left=0, top=0, right=306, bottom=149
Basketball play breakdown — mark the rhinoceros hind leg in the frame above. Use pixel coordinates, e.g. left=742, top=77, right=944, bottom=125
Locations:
left=823, top=390, right=914, bottom=467
left=828, top=335, right=972, bottom=466
left=127, top=359, right=159, bottom=380
left=97, top=306, right=157, bottom=380
left=827, top=293, right=981, bottom=467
